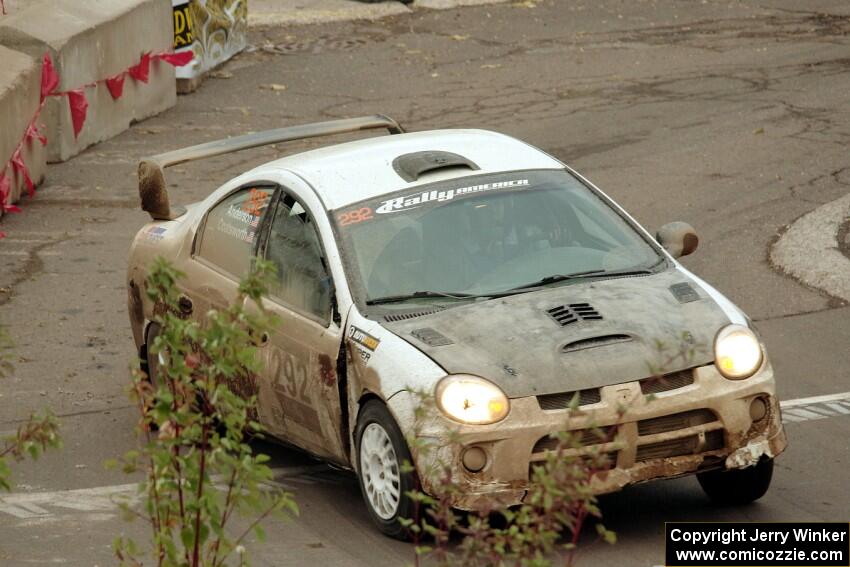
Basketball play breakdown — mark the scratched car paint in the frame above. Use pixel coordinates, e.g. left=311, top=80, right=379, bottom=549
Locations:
left=127, top=115, right=787, bottom=538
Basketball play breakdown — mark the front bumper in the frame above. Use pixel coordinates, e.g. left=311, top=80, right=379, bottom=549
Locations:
left=398, top=361, right=787, bottom=511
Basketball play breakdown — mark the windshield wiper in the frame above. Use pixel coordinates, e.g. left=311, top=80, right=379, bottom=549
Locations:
left=509, top=270, right=607, bottom=291
left=509, top=265, right=660, bottom=292
left=366, top=290, right=476, bottom=305
left=367, top=263, right=664, bottom=305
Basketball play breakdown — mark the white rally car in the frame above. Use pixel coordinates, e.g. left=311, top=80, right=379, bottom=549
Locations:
left=127, top=115, right=786, bottom=538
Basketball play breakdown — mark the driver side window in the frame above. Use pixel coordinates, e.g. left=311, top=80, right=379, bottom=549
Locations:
left=263, top=194, right=332, bottom=323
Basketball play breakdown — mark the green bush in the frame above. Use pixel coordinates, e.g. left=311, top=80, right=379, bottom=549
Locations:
left=112, top=258, right=296, bottom=567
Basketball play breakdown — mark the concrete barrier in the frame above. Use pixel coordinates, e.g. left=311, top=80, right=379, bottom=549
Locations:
left=0, top=0, right=176, bottom=163
left=0, top=45, right=45, bottom=213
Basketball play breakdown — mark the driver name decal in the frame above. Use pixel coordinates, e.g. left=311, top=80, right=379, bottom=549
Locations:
left=374, top=178, right=529, bottom=214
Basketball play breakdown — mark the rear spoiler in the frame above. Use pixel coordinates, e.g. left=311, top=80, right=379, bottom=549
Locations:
left=138, top=114, right=405, bottom=220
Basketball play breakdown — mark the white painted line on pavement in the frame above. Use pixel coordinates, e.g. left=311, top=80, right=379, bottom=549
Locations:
left=780, top=391, right=850, bottom=424
left=780, top=391, right=850, bottom=408
left=824, top=402, right=850, bottom=415
left=0, top=465, right=328, bottom=520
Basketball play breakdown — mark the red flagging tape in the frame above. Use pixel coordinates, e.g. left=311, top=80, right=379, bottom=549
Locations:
left=105, top=73, right=125, bottom=99
left=128, top=52, right=152, bottom=83
left=46, top=50, right=191, bottom=139
left=40, top=53, right=59, bottom=102
left=65, top=89, right=88, bottom=139
left=0, top=50, right=193, bottom=231
left=157, top=51, right=194, bottom=67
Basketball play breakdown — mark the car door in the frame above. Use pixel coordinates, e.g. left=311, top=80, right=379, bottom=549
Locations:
left=255, top=189, right=348, bottom=464
left=181, top=183, right=276, bottom=405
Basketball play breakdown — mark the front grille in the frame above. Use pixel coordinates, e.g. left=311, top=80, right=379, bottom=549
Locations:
left=537, top=388, right=602, bottom=410
left=636, top=429, right=724, bottom=462
left=546, top=303, right=602, bottom=326
left=530, top=451, right=617, bottom=479
left=640, top=369, right=695, bottom=395
left=638, top=409, right=717, bottom=436
left=532, top=426, right=617, bottom=453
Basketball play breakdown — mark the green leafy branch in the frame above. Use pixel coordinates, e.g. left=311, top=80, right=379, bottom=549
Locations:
left=112, top=257, right=297, bottom=567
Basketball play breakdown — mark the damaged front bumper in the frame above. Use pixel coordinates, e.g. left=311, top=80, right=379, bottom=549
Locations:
left=395, top=361, right=787, bottom=511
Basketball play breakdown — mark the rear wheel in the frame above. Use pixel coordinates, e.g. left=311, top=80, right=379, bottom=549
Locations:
left=697, top=458, right=774, bottom=506
left=355, top=400, right=419, bottom=540
left=144, top=322, right=162, bottom=388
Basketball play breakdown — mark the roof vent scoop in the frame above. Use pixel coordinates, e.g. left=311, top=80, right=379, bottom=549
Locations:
left=392, top=151, right=479, bottom=182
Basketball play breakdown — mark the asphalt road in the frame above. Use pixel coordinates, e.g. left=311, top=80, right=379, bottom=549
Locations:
left=2, top=1, right=850, bottom=565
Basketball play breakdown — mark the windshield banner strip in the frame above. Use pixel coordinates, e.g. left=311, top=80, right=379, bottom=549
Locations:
left=375, top=178, right=529, bottom=214
left=336, top=176, right=531, bottom=226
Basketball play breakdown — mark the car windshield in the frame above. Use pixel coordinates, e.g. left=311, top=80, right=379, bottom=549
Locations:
left=332, top=169, right=664, bottom=304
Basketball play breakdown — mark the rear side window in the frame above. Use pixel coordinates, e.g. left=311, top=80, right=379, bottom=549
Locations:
left=197, top=187, right=274, bottom=277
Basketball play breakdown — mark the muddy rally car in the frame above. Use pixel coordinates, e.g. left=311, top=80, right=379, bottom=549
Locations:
left=127, top=115, right=787, bottom=538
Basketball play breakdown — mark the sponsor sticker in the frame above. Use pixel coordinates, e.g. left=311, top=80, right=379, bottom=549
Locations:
left=348, top=326, right=380, bottom=364
left=215, top=216, right=256, bottom=243
left=349, top=326, right=380, bottom=351
left=225, top=203, right=261, bottom=228
left=143, top=226, right=167, bottom=242
left=241, top=188, right=269, bottom=217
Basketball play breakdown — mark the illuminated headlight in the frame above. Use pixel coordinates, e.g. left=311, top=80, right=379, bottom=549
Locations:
left=714, top=324, right=763, bottom=379
left=435, top=375, right=510, bottom=425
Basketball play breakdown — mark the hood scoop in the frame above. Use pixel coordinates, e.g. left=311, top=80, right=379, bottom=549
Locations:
left=562, top=334, right=632, bottom=353
left=546, top=303, right=602, bottom=327
left=669, top=282, right=700, bottom=303
left=383, top=307, right=444, bottom=322
left=410, top=327, right=454, bottom=347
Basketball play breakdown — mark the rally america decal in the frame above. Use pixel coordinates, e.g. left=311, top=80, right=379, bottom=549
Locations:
left=348, top=326, right=380, bottom=364
left=375, top=178, right=529, bottom=214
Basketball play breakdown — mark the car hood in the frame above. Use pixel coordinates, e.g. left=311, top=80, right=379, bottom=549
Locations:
left=380, top=269, right=732, bottom=398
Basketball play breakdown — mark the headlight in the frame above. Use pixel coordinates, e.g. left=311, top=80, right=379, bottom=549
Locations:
left=714, top=324, right=763, bottom=379
left=435, top=375, right=510, bottom=425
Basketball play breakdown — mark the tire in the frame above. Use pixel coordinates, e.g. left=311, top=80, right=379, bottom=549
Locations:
left=355, top=400, right=419, bottom=540
left=144, top=322, right=162, bottom=388
left=697, top=457, right=774, bottom=506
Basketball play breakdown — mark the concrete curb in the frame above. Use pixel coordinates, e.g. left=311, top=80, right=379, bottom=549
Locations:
left=0, top=45, right=46, bottom=216
left=0, top=0, right=176, bottom=163
left=770, top=193, right=850, bottom=303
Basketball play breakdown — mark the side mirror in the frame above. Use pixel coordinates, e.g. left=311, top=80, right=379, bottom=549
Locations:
left=656, top=221, right=699, bottom=258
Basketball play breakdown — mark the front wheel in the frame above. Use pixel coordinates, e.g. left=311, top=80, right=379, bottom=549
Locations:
left=355, top=400, right=419, bottom=540
left=697, top=457, right=774, bottom=506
